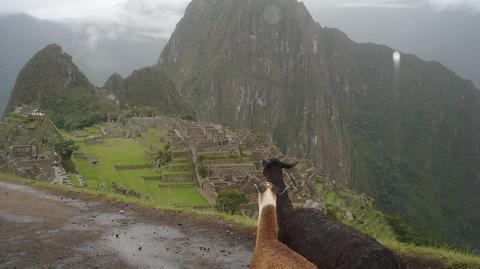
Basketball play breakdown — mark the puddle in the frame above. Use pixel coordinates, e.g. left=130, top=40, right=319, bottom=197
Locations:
left=0, top=181, right=95, bottom=209
left=87, top=223, right=251, bottom=269
left=0, top=211, right=44, bottom=223
left=94, top=213, right=127, bottom=226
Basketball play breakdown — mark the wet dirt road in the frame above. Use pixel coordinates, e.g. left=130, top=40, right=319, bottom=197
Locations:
left=0, top=181, right=255, bottom=269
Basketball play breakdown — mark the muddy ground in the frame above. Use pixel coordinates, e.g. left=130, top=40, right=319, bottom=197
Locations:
left=0, top=181, right=256, bottom=269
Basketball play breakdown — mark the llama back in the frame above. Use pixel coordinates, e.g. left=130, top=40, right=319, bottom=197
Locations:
left=281, top=208, right=405, bottom=269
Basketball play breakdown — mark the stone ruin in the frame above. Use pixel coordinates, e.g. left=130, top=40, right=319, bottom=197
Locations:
left=0, top=144, right=58, bottom=180
left=111, top=182, right=142, bottom=199
left=120, top=116, right=325, bottom=207
left=9, top=145, right=37, bottom=159
left=13, top=103, right=44, bottom=117
left=0, top=110, right=62, bottom=180
left=145, top=117, right=320, bottom=206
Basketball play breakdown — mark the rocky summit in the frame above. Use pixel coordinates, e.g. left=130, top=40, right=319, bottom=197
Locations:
left=158, top=0, right=480, bottom=248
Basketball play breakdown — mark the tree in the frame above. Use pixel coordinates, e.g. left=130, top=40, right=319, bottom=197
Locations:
left=54, top=139, right=79, bottom=161
left=215, top=189, right=248, bottom=214
left=54, top=139, right=79, bottom=172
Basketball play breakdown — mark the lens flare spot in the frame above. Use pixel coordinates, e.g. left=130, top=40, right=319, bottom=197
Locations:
left=393, top=51, right=401, bottom=64
left=264, top=5, right=282, bottom=25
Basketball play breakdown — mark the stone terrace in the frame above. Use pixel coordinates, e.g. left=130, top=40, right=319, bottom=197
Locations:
left=128, top=116, right=322, bottom=206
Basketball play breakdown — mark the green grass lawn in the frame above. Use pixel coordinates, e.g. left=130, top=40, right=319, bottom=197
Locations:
left=206, top=163, right=255, bottom=168
left=141, top=128, right=166, bottom=150
left=75, top=137, right=205, bottom=207
left=160, top=169, right=192, bottom=176
left=145, top=180, right=206, bottom=206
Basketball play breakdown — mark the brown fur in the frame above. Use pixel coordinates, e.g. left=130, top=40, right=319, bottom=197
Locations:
left=250, top=205, right=318, bottom=269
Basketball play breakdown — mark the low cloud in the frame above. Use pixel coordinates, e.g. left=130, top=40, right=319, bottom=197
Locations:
left=428, top=0, right=480, bottom=12
left=0, top=0, right=190, bottom=41
left=0, top=0, right=478, bottom=46
left=304, top=0, right=480, bottom=11
left=303, top=0, right=419, bottom=8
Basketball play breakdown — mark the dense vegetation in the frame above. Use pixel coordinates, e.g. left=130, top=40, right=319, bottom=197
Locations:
left=46, top=87, right=116, bottom=130
left=215, top=189, right=248, bottom=214
left=104, top=67, right=194, bottom=118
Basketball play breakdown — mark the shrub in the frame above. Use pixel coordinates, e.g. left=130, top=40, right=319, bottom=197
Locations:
left=54, top=139, right=79, bottom=161
left=180, top=114, right=195, bottom=121
left=386, top=214, right=438, bottom=247
left=61, top=159, right=76, bottom=173
left=54, top=139, right=79, bottom=172
left=215, top=189, right=248, bottom=214
left=325, top=204, right=338, bottom=221
left=199, top=166, right=208, bottom=178
left=156, top=149, right=173, bottom=166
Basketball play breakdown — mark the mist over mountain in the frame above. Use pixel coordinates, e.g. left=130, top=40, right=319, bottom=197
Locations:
left=0, top=14, right=166, bottom=116
left=305, top=5, right=480, bottom=88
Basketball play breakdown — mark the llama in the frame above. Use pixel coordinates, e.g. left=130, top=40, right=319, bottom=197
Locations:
left=263, top=158, right=406, bottom=269
left=250, top=182, right=318, bottom=269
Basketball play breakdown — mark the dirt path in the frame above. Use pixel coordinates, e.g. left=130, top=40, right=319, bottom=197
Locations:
left=0, top=181, right=255, bottom=269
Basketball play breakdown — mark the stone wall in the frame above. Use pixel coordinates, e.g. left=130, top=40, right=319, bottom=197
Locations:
left=7, top=159, right=54, bottom=180
left=9, top=145, right=37, bottom=159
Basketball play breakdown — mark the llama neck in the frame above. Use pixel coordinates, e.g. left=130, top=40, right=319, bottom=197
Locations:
left=256, top=205, right=278, bottom=245
left=265, top=169, right=294, bottom=217
left=276, top=189, right=294, bottom=218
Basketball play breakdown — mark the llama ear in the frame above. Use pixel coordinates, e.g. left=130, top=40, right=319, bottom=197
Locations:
left=262, top=159, right=270, bottom=168
left=255, top=183, right=267, bottom=193
left=280, top=159, right=298, bottom=169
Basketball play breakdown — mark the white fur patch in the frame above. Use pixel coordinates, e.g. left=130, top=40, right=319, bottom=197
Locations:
left=258, top=186, right=276, bottom=218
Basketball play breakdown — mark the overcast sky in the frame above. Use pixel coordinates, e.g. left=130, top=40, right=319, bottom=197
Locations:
left=0, top=0, right=479, bottom=39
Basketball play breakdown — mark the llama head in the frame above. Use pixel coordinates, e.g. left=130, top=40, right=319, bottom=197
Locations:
left=262, top=158, right=298, bottom=188
left=256, top=182, right=279, bottom=212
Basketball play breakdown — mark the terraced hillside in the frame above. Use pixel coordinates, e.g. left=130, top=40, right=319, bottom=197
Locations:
left=0, top=112, right=63, bottom=180
left=65, top=125, right=207, bottom=208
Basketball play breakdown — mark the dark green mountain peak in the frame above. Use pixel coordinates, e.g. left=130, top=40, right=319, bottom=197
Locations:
left=5, top=43, right=93, bottom=114
left=104, top=73, right=124, bottom=97
left=103, top=67, right=194, bottom=118
left=5, top=44, right=115, bottom=130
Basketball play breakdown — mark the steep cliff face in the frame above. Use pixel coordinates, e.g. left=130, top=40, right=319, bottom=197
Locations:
left=158, top=0, right=480, bottom=247
left=158, top=0, right=352, bottom=184
left=5, top=44, right=116, bottom=130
